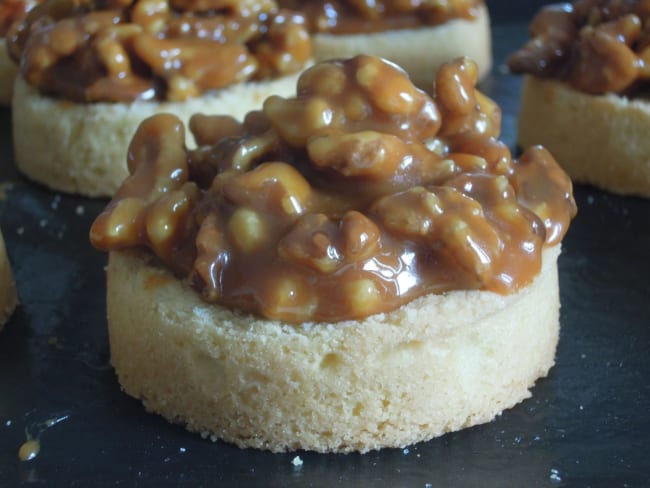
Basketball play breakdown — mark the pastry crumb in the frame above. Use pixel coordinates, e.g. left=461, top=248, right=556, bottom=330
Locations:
left=550, top=468, right=562, bottom=482
left=291, top=455, right=303, bottom=467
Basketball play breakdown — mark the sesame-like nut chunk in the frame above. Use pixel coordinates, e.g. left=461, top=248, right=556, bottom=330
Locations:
left=344, top=278, right=382, bottom=318
left=145, top=185, right=199, bottom=262
left=436, top=57, right=500, bottom=138
left=262, top=276, right=317, bottom=322
left=568, top=15, right=642, bottom=94
left=90, top=197, right=146, bottom=249
left=307, top=131, right=405, bottom=179
left=228, top=208, right=269, bottom=254
left=124, top=114, right=189, bottom=198
left=252, top=11, right=312, bottom=79
left=221, top=162, right=312, bottom=216
left=278, top=214, right=343, bottom=274
left=264, top=96, right=334, bottom=147
left=192, top=213, right=230, bottom=301
left=340, top=211, right=380, bottom=262
left=297, top=62, right=347, bottom=96
left=189, top=114, right=244, bottom=147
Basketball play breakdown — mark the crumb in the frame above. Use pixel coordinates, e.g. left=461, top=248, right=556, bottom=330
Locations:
left=403, top=448, right=410, bottom=455
left=16, top=227, right=24, bottom=235
left=5, top=420, right=11, bottom=427
left=291, top=455, right=303, bottom=467
left=39, top=219, right=47, bottom=228
left=550, top=468, right=562, bottom=482
left=75, top=205, right=85, bottom=216
left=179, top=447, right=186, bottom=453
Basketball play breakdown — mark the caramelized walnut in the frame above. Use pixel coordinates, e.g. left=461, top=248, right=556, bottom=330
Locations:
left=91, top=55, right=577, bottom=323
left=0, top=0, right=39, bottom=38
left=509, top=0, right=650, bottom=95
left=9, top=0, right=311, bottom=102
left=276, top=0, right=482, bottom=35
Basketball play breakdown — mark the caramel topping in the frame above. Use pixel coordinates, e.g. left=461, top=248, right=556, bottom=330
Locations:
left=277, top=0, right=482, bottom=35
left=509, top=0, right=650, bottom=95
left=8, top=0, right=311, bottom=102
left=0, top=0, right=39, bottom=37
left=90, top=56, right=577, bottom=323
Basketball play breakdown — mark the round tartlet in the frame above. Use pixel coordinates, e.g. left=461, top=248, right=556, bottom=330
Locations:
left=509, top=0, right=650, bottom=197
left=91, top=55, right=576, bottom=452
left=517, top=75, right=650, bottom=197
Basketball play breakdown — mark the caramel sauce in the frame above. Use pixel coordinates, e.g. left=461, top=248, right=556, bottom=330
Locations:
left=509, top=0, right=650, bottom=95
left=17, top=413, right=70, bottom=462
left=18, top=439, right=40, bottom=461
left=0, top=0, right=38, bottom=38
left=91, top=56, right=577, bottom=323
left=277, top=0, right=481, bottom=35
left=8, top=0, right=311, bottom=102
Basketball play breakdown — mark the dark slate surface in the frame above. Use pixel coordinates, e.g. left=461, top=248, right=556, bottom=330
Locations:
left=1, top=1, right=649, bottom=486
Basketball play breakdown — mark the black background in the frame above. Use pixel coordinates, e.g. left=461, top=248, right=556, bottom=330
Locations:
left=1, top=1, right=649, bottom=486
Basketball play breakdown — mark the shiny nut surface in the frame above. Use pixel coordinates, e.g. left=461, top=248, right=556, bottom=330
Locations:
left=9, top=0, right=311, bottom=102
left=509, top=0, right=650, bottom=95
left=91, top=55, right=577, bottom=323
left=0, top=0, right=39, bottom=37
left=276, top=0, right=482, bottom=35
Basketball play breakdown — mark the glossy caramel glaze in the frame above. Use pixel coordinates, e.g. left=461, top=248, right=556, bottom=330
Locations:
left=91, top=56, right=577, bottom=323
left=0, top=0, right=39, bottom=37
left=277, top=0, right=481, bottom=34
left=509, top=0, right=650, bottom=95
left=8, top=0, right=311, bottom=102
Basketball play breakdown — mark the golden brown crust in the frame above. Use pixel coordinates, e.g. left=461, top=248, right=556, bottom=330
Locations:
left=11, top=72, right=305, bottom=197
left=311, top=4, right=492, bottom=88
left=0, top=229, right=17, bottom=330
left=517, top=75, right=650, bottom=197
left=0, top=39, right=16, bottom=106
left=106, top=245, right=561, bottom=453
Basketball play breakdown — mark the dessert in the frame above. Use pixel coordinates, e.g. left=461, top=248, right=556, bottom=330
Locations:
left=0, top=0, right=39, bottom=105
left=8, top=0, right=312, bottom=197
left=0, top=229, right=17, bottom=330
left=90, top=55, right=576, bottom=452
left=278, top=0, right=492, bottom=87
left=509, top=0, right=650, bottom=197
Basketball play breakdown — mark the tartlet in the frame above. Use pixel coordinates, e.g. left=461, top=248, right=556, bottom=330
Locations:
left=91, top=55, right=576, bottom=453
left=509, top=0, right=650, bottom=197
